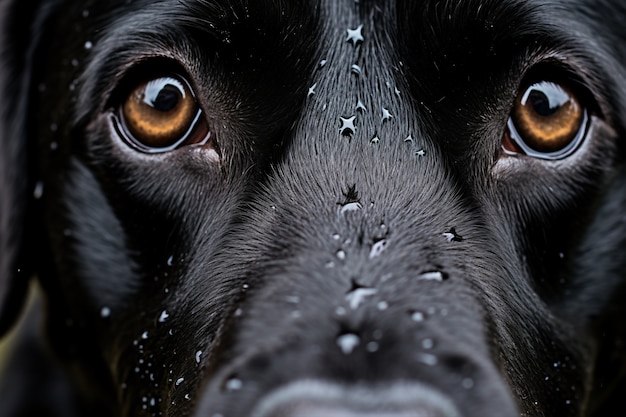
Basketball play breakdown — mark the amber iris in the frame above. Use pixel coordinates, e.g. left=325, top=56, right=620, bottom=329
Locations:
left=122, top=76, right=198, bottom=149
left=511, top=81, right=584, bottom=154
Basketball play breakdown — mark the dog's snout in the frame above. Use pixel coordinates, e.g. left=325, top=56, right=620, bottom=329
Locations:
left=265, top=405, right=448, bottom=417
left=248, top=381, right=461, bottom=417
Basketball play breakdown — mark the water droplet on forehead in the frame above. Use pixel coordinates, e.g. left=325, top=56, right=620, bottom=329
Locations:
left=381, top=108, right=393, bottom=123
left=336, top=249, right=346, bottom=260
left=351, top=64, right=362, bottom=75
left=345, top=24, right=364, bottom=46
left=307, top=83, right=317, bottom=97
left=415, top=149, right=426, bottom=157
left=356, top=99, right=367, bottom=113
left=339, top=116, right=357, bottom=136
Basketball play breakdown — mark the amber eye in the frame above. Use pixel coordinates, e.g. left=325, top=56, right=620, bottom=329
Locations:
left=120, top=75, right=209, bottom=152
left=505, top=80, right=588, bottom=159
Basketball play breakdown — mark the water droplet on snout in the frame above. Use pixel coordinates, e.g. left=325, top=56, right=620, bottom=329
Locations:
left=417, top=271, right=446, bottom=282
left=417, top=352, right=438, bottom=366
left=337, top=333, right=360, bottom=354
left=369, top=239, right=388, bottom=259
left=410, top=310, right=425, bottom=322
left=100, top=306, right=111, bottom=318
left=345, top=287, right=377, bottom=309
left=421, top=338, right=435, bottom=349
left=340, top=202, right=362, bottom=214
left=225, top=377, right=243, bottom=392
left=33, top=181, right=44, bottom=199
left=336, top=250, right=346, bottom=260
left=462, top=377, right=475, bottom=389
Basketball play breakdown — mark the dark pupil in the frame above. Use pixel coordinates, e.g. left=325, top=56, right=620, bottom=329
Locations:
left=152, top=85, right=181, bottom=112
left=529, top=90, right=557, bottom=117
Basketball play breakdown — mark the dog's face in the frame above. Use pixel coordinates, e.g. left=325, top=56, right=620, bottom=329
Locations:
left=1, top=0, right=626, bottom=416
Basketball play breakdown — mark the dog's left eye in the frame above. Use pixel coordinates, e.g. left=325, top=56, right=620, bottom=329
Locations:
left=118, top=75, right=210, bottom=152
left=504, top=79, right=589, bottom=160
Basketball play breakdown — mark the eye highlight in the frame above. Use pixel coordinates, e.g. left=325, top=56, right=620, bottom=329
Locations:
left=117, top=75, right=211, bottom=153
left=504, top=79, right=589, bottom=160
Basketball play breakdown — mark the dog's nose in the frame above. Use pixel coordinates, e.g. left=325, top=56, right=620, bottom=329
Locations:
left=248, top=381, right=461, bottom=417
left=264, top=405, right=453, bottom=417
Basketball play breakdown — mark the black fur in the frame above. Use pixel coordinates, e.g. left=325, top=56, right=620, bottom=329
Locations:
left=1, top=0, right=625, bottom=416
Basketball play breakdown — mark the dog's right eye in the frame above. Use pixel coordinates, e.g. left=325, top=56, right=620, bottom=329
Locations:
left=118, top=75, right=210, bottom=153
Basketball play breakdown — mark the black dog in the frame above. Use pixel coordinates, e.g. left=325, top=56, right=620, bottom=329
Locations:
left=1, top=0, right=626, bottom=416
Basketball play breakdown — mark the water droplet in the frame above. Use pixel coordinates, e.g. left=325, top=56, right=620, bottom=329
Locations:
left=167, top=255, right=174, bottom=266
left=307, top=83, right=317, bottom=97
left=370, top=134, right=380, bottom=144
left=142, top=331, right=149, bottom=340
left=234, top=308, right=243, bottom=317
left=404, top=135, right=413, bottom=143
left=185, top=394, right=191, bottom=400
left=340, top=201, right=362, bottom=214
left=443, top=227, right=463, bottom=242
left=339, top=116, right=357, bottom=136
left=345, top=24, right=364, bottom=46
left=346, top=287, right=377, bottom=310
left=381, top=108, right=393, bottom=123
left=195, top=350, right=202, bottom=363
left=350, top=64, right=362, bottom=75
left=159, top=310, right=169, bottom=323
left=100, top=306, right=111, bottom=318
left=336, top=249, right=346, bottom=260
left=366, top=341, right=379, bottom=352
left=418, top=271, right=446, bottom=282
left=337, top=333, right=360, bottom=354
left=356, top=99, right=367, bottom=112
left=84, top=41, right=93, bottom=50
left=176, top=378, right=184, bottom=386
left=410, top=310, right=425, bottom=322
left=325, top=261, right=336, bottom=268
left=319, top=59, right=327, bottom=67
left=33, top=181, right=44, bottom=199
left=377, top=301, right=389, bottom=311
left=226, top=377, right=243, bottom=391
left=462, top=378, right=475, bottom=389
left=417, top=352, right=438, bottom=366
left=421, top=338, right=435, bottom=349
left=369, top=239, right=388, bottom=259
left=415, top=149, right=426, bottom=157
left=286, top=295, right=300, bottom=304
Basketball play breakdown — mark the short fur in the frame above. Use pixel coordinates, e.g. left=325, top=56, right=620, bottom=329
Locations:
left=1, top=0, right=625, bottom=416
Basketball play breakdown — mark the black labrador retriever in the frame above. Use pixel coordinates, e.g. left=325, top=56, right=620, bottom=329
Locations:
left=1, top=0, right=626, bottom=416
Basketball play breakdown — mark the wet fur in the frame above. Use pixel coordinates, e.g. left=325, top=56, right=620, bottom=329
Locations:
left=1, top=0, right=626, bottom=416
